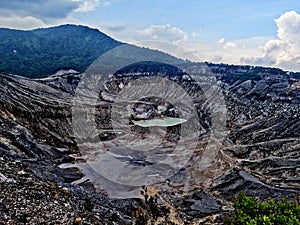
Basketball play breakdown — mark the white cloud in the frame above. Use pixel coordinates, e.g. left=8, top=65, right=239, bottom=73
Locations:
left=242, top=11, right=300, bottom=71
left=104, top=22, right=271, bottom=67
left=0, top=14, right=81, bottom=30
left=275, top=11, right=300, bottom=44
left=217, top=38, right=225, bottom=44
left=73, top=0, right=100, bottom=12
left=101, top=23, right=195, bottom=61
left=184, top=37, right=269, bottom=65
left=223, top=41, right=237, bottom=49
left=133, top=40, right=200, bottom=62
left=99, top=23, right=189, bottom=46
left=0, top=15, right=47, bottom=30
left=218, top=38, right=237, bottom=50
left=120, top=12, right=300, bottom=71
left=140, top=24, right=188, bottom=44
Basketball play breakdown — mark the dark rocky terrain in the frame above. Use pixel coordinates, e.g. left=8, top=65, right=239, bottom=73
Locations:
left=0, top=59, right=299, bottom=224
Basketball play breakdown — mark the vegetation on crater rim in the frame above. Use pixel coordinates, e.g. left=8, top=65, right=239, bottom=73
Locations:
left=224, top=193, right=300, bottom=225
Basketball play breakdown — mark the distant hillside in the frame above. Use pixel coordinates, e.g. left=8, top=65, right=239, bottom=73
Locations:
left=0, top=24, right=123, bottom=77
left=115, top=61, right=183, bottom=75
left=0, top=24, right=185, bottom=78
left=1, top=24, right=298, bottom=80
left=206, top=62, right=300, bottom=84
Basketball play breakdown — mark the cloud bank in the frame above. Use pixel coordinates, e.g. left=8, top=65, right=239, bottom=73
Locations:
left=241, top=11, right=300, bottom=71
left=141, top=24, right=188, bottom=44
left=127, top=11, right=300, bottom=71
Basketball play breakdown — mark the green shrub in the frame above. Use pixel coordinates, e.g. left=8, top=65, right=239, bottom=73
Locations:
left=224, top=193, right=300, bottom=225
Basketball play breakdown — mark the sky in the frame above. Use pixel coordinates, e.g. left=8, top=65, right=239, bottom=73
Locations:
left=0, top=0, right=300, bottom=71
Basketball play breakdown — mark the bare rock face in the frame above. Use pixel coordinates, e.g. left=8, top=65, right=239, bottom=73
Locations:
left=221, top=72, right=300, bottom=190
left=0, top=62, right=299, bottom=224
left=0, top=73, right=77, bottom=149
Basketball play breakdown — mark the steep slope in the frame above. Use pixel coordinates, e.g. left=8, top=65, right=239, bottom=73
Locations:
left=215, top=65, right=300, bottom=192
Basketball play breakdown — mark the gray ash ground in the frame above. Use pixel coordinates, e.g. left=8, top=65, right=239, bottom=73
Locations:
left=0, top=158, right=82, bottom=224
left=0, top=157, right=140, bottom=225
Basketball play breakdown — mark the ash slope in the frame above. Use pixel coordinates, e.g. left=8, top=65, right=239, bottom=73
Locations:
left=0, top=62, right=299, bottom=224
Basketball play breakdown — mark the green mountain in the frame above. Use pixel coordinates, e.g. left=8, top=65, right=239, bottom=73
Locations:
left=0, top=24, right=184, bottom=78
left=0, top=24, right=123, bottom=77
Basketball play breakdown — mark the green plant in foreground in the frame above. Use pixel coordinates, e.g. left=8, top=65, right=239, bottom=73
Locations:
left=224, top=193, right=300, bottom=225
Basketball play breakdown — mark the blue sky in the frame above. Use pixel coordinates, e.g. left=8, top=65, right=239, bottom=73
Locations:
left=0, top=0, right=300, bottom=71
left=72, top=0, right=297, bottom=41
